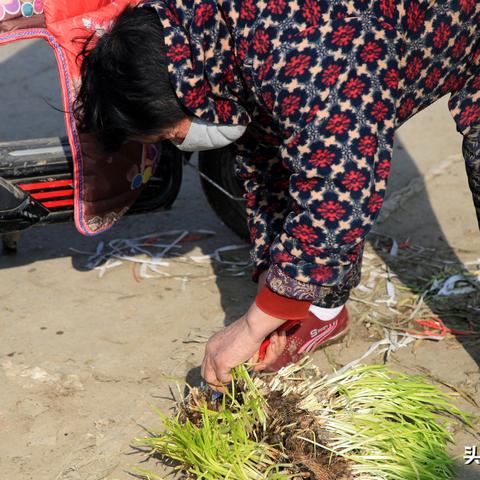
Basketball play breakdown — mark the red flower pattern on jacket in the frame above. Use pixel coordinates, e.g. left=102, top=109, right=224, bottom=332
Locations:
left=473, top=75, right=480, bottom=91
left=433, top=23, right=451, bottom=49
left=194, top=3, right=214, bottom=27
left=292, top=224, right=317, bottom=243
left=301, top=0, right=322, bottom=26
left=258, top=55, right=273, bottom=81
left=167, top=43, right=191, bottom=62
left=296, top=178, right=316, bottom=192
left=341, top=171, right=367, bottom=191
left=245, top=192, right=256, bottom=208
left=308, top=148, right=336, bottom=168
left=321, top=64, right=342, bottom=86
left=299, top=242, right=325, bottom=257
left=253, top=30, right=270, bottom=55
left=384, top=68, right=399, bottom=90
left=398, top=98, right=416, bottom=119
left=379, top=0, right=395, bottom=18
left=459, top=105, right=480, bottom=127
left=267, top=0, right=286, bottom=15
left=360, top=41, right=382, bottom=63
left=240, top=0, right=256, bottom=20
left=459, top=0, right=475, bottom=14
left=262, top=91, right=275, bottom=111
left=406, top=1, right=426, bottom=33
left=406, top=56, right=423, bottom=80
left=216, top=100, right=232, bottom=122
left=370, top=101, right=389, bottom=122
left=285, top=54, right=312, bottom=77
left=281, top=95, right=302, bottom=116
left=331, top=24, right=357, bottom=46
left=221, top=65, right=235, bottom=84
left=287, top=133, right=301, bottom=148
left=165, top=7, right=180, bottom=24
left=237, top=38, right=249, bottom=61
left=184, top=85, right=206, bottom=108
left=441, top=73, right=465, bottom=95
left=358, top=135, right=378, bottom=157
left=273, top=251, right=295, bottom=263
left=367, top=193, right=384, bottom=213
left=342, top=77, right=366, bottom=98
left=342, top=227, right=364, bottom=244
left=376, top=159, right=391, bottom=179
left=310, top=266, right=333, bottom=282
left=317, top=200, right=347, bottom=221
left=452, top=35, right=467, bottom=59
left=326, top=113, right=351, bottom=135
left=425, top=67, right=442, bottom=90
left=306, top=104, right=320, bottom=123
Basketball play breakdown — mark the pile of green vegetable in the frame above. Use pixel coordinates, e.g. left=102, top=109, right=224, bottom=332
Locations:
left=134, top=359, right=473, bottom=480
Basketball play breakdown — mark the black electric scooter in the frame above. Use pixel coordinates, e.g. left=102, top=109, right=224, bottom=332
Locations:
left=0, top=137, right=249, bottom=250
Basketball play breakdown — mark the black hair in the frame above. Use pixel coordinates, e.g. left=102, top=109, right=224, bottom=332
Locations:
left=74, top=6, right=187, bottom=152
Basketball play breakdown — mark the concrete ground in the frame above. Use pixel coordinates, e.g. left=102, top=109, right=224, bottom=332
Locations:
left=0, top=40, right=479, bottom=480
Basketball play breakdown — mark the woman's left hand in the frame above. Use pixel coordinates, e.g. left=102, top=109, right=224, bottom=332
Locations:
left=201, top=302, right=286, bottom=392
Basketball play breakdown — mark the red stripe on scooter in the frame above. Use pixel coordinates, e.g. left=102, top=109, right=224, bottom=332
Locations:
left=42, top=199, right=75, bottom=208
left=31, top=189, right=74, bottom=200
left=19, top=179, right=73, bottom=191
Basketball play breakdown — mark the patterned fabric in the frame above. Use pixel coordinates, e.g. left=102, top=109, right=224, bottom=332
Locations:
left=146, top=0, right=480, bottom=306
left=143, top=0, right=251, bottom=126
left=265, top=263, right=357, bottom=306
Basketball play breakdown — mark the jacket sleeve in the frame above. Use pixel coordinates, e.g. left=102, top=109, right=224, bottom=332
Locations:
left=233, top=123, right=292, bottom=281
left=254, top=16, right=401, bottom=307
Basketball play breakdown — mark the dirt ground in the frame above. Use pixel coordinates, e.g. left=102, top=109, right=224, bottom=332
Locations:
left=0, top=40, right=479, bottom=480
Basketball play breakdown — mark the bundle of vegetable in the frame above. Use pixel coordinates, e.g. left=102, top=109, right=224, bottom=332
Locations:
left=135, top=359, right=473, bottom=480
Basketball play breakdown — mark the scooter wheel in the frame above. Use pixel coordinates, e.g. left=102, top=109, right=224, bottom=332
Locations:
left=2, top=232, right=20, bottom=253
left=198, top=147, right=249, bottom=242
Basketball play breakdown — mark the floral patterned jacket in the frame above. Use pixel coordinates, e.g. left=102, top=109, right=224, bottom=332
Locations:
left=145, top=0, right=480, bottom=307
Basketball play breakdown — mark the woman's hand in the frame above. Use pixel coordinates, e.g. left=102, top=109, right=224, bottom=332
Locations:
left=201, top=301, right=286, bottom=392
